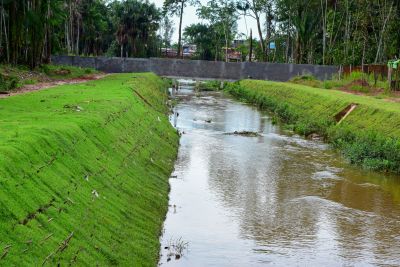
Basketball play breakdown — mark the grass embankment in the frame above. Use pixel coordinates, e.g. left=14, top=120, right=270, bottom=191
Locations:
left=0, top=73, right=179, bottom=265
left=226, top=80, right=400, bottom=173
left=0, top=64, right=97, bottom=91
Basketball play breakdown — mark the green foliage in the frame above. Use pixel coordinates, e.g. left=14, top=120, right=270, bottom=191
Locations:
left=225, top=79, right=400, bottom=173
left=289, top=74, right=323, bottom=88
left=183, top=23, right=218, bottom=60
left=0, top=73, right=19, bottom=91
left=113, top=0, right=161, bottom=58
left=0, top=73, right=179, bottom=265
left=329, top=127, right=400, bottom=172
left=196, top=80, right=224, bottom=91
left=39, top=65, right=96, bottom=79
left=2, top=0, right=400, bottom=67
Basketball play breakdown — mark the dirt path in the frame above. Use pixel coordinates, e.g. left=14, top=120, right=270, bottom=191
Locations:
left=0, top=73, right=108, bottom=99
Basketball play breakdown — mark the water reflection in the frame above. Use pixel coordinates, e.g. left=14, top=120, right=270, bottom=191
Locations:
left=160, top=87, right=400, bottom=266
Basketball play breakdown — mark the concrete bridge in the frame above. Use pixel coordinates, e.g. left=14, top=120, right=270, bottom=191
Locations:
left=52, top=56, right=338, bottom=82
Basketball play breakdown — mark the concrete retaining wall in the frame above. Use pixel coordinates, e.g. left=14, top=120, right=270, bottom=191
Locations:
left=52, top=55, right=338, bottom=81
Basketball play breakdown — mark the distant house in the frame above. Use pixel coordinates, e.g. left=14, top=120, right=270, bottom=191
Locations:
left=222, top=47, right=242, bottom=62
left=182, top=44, right=197, bottom=58
left=161, top=48, right=178, bottom=58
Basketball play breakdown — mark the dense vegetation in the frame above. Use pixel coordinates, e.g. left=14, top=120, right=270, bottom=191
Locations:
left=1, top=0, right=399, bottom=68
left=0, top=73, right=179, bottom=265
left=226, top=80, right=400, bottom=173
left=0, top=0, right=170, bottom=68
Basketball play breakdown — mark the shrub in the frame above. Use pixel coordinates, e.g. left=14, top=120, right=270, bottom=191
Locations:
left=0, top=73, right=19, bottom=91
left=290, top=74, right=323, bottom=88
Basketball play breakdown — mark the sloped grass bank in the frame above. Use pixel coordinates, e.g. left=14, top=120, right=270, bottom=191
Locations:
left=0, top=73, right=179, bottom=266
left=226, top=80, right=400, bottom=173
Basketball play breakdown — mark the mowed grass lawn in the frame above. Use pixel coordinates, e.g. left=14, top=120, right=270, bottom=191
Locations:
left=0, top=73, right=179, bottom=266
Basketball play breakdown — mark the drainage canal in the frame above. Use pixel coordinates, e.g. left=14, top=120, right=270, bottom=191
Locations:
left=159, top=81, right=400, bottom=266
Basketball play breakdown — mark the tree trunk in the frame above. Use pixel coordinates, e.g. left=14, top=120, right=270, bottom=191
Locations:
left=295, top=33, right=301, bottom=64
left=285, top=16, right=290, bottom=63
left=177, top=1, right=184, bottom=59
left=321, top=0, right=327, bottom=65
left=1, top=0, right=9, bottom=62
left=76, top=17, right=80, bottom=55
left=9, top=0, right=17, bottom=64
left=44, top=0, right=51, bottom=63
left=265, top=7, right=273, bottom=62
left=223, top=22, right=228, bottom=62
left=249, top=28, right=253, bottom=62
left=255, top=13, right=264, bottom=60
left=374, top=2, right=393, bottom=63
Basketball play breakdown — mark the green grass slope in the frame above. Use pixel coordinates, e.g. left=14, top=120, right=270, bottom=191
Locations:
left=226, top=80, right=400, bottom=173
left=0, top=73, right=179, bottom=266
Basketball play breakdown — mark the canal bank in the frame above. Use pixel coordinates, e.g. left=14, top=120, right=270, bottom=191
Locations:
left=160, top=84, right=400, bottom=266
left=0, top=73, right=179, bottom=265
left=226, top=80, right=400, bottom=173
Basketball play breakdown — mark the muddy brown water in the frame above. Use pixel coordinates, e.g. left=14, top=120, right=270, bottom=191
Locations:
left=159, top=84, right=400, bottom=267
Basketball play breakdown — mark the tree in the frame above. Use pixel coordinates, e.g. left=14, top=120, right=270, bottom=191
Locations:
left=159, top=16, right=175, bottom=48
left=113, top=0, right=161, bottom=58
left=163, top=0, right=197, bottom=58
left=183, top=23, right=218, bottom=60
left=198, top=0, right=238, bottom=62
left=237, top=0, right=273, bottom=61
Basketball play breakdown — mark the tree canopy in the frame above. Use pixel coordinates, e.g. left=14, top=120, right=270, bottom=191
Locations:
left=0, top=0, right=399, bottom=67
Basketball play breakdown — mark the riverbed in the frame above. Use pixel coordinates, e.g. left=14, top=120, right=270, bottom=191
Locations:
left=159, top=83, right=400, bottom=266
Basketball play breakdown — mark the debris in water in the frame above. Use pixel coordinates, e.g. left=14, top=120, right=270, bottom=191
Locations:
left=205, top=119, right=212, bottom=123
left=307, top=133, right=322, bottom=140
left=224, top=131, right=261, bottom=137
left=164, top=237, right=188, bottom=262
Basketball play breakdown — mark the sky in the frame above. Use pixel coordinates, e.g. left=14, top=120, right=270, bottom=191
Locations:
left=150, top=0, right=261, bottom=43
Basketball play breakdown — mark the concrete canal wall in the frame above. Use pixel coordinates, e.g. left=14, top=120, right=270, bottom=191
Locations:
left=52, top=55, right=338, bottom=81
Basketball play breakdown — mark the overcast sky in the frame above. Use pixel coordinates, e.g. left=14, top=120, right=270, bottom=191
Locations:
left=149, top=0, right=261, bottom=42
